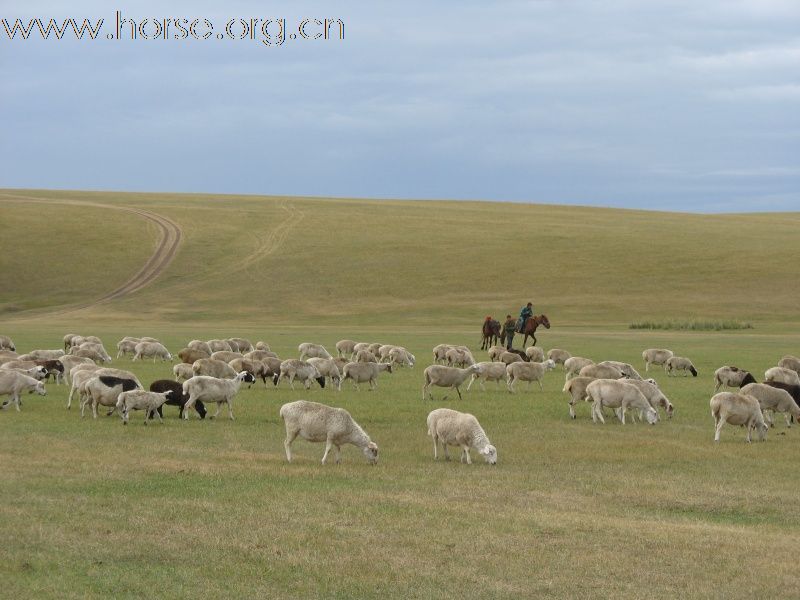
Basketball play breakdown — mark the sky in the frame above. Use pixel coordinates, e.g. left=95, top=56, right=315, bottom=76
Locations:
left=1, top=1, right=798, bottom=212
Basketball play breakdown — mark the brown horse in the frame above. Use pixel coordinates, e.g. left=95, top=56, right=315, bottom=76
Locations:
left=521, top=314, right=550, bottom=346
left=480, top=318, right=501, bottom=350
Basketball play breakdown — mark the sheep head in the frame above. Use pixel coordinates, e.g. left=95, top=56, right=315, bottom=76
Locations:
left=363, top=441, right=379, bottom=465
left=480, top=444, right=498, bottom=465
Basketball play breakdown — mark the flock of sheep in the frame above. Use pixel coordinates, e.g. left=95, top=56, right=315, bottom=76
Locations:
left=1, top=332, right=799, bottom=465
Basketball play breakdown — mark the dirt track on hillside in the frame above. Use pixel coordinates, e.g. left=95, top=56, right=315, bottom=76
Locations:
left=0, top=192, right=182, bottom=315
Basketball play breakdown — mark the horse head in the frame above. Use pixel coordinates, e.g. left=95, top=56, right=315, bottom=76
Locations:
left=538, top=314, right=551, bottom=329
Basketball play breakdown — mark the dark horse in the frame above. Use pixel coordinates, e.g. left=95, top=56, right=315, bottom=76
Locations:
left=520, top=314, right=550, bottom=346
left=480, top=318, right=502, bottom=350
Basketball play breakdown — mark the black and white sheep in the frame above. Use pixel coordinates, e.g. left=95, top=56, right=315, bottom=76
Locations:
left=150, top=379, right=206, bottom=419
left=666, top=356, right=698, bottom=377
left=279, top=359, right=326, bottom=390
left=713, top=366, right=757, bottom=392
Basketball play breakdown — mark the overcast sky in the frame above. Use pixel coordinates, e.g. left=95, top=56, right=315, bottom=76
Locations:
left=2, top=1, right=798, bottom=212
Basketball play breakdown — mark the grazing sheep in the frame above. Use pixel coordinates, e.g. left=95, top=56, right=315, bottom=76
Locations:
left=117, top=390, right=171, bottom=424
left=115, top=338, right=140, bottom=358
left=714, top=366, right=757, bottom=392
left=0, top=371, right=45, bottom=411
left=367, top=343, right=384, bottom=357
left=0, top=360, right=47, bottom=374
left=335, top=339, right=357, bottom=358
left=445, top=347, right=475, bottom=367
left=207, top=339, right=233, bottom=353
left=279, top=359, right=326, bottom=390
left=506, top=359, right=556, bottom=392
left=741, top=383, right=800, bottom=428
left=432, top=344, right=454, bottom=364
left=182, top=371, right=255, bottom=420
left=5, top=365, right=48, bottom=381
left=150, top=379, right=207, bottom=419
left=710, top=392, right=767, bottom=442
left=764, top=367, right=800, bottom=387
left=778, top=355, right=800, bottom=376
left=307, top=358, right=343, bottom=391
left=763, top=381, right=800, bottom=407
left=67, top=366, right=142, bottom=409
left=298, top=343, right=332, bottom=361
left=642, top=349, right=674, bottom=371
left=547, top=349, right=571, bottom=369
left=355, top=350, right=378, bottom=363
left=82, top=375, right=139, bottom=419
left=426, top=408, right=497, bottom=465
left=192, top=358, right=237, bottom=380
left=187, top=340, right=213, bottom=355
left=377, top=345, right=397, bottom=362
left=228, top=358, right=265, bottom=382
left=178, top=348, right=210, bottom=364
left=353, top=342, right=373, bottom=355
left=58, top=355, right=94, bottom=384
left=255, top=341, right=271, bottom=351
left=71, top=348, right=106, bottom=363
left=20, top=349, right=65, bottom=361
left=564, top=357, right=594, bottom=380
left=598, top=361, right=643, bottom=380
left=331, top=357, right=349, bottom=374
left=72, top=343, right=110, bottom=362
left=63, top=333, right=79, bottom=351
left=36, top=360, right=64, bottom=384
left=422, top=364, right=480, bottom=400
left=579, top=363, right=624, bottom=380
left=210, top=350, right=243, bottom=363
left=563, top=376, right=597, bottom=419
left=341, top=362, right=393, bottom=391
left=227, top=338, right=254, bottom=353
left=499, top=350, right=527, bottom=365
left=666, top=356, right=698, bottom=377
left=467, top=361, right=508, bottom=391
left=245, top=350, right=278, bottom=361
left=624, top=378, right=674, bottom=420
left=280, top=400, right=379, bottom=464
left=388, top=347, right=415, bottom=368
left=525, top=346, right=545, bottom=362
left=132, top=341, right=172, bottom=362
left=173, top=363, right=195, bottom=382
left=487, top=346, right=507, bottom=362
left=0, top=335, right=16, bottom=352
left=255, top=357, right=283, bottom=387
left=587, top=379, right=658, bottom=425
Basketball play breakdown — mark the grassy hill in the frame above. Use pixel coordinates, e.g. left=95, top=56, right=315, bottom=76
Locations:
left=2, top=188, right=799, bottom=328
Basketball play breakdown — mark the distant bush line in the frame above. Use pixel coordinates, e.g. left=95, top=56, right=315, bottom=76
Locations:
left=629, top=320, right=754, bottom=331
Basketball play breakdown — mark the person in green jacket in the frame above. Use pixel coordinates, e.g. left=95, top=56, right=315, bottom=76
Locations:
left=517, top=302, right=533, bottom=333
left=502, top=315, right=516, bottom=350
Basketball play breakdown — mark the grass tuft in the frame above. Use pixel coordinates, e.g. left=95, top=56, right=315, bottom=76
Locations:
left=629, top=319, right=754, bottom=331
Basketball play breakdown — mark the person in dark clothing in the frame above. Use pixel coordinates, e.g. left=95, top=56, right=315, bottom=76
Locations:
left=517, top=302, right=533, bottom=333
left=502, top=314, right=516, bottom=350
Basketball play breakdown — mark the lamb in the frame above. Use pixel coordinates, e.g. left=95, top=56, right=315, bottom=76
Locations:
left=116, top=390, right=171, bottom=424
left=280, top=400, right=379, bottom=464
left=0, top=371, right=46, bottom=410
left=547, top=349, right=571, bottom=369
left=598, top=361, right=643, bottom=380
left=642, top=349, right=674, bottom=371
left=306, top=357, right=343, bottom=391
left=82, top=375, right=139, bottom=419
left=0, top=335, right=16, bottom=352
left=778, top=355, right=800, bottom=376
left=355, top=350, right=378, bottom=363
left=187, top=340, right=213, bottom=355
left=279, top=359, right=326, bottom=390
left=426, top=408, right=497, bottom=465
left=341, top=362, right=393, bottom=391
left=227, top=338, right=254, bottom=353
left=764, top=367, right=800, bottom=387
left=0, top=360, right=48, bottom=376
left=207, top=339, right=233, bottom=353
left=466, top=361, right=508, bottom=391
left=210, top=350, right=243, bottom=363
left=586, top=379, right=658, bottom=425
left=173, top=363, right=195, bottom=382
left=563, top=376, right=597, bottom=418
left=525, top=346, right=545, bottom=362
left=564, top=357, right=594, bottom=380
left=666, top=356, right=698, bottom=377
left=422, top=364, right=480, bottom=400
left=741, top=383, right=800, bottom=428
left=150, top=379, right=207, bottom=419
left=710, top=392, right=767, bottom=442
left=506, top=359, right=556, bottom=392
left=335, top=339, right=357, bottom=358
left=178, top=348, right=210, bottom=364
left=132, top=341, right=172, bottom=362
left=192, top=358, right=237, bottom=380
left=624, top=378, right=674, bottom=420
left=182, top=371, right=256, bottom=420
left=445, top=347, right=474, bottom=367
left=388, top=347, right=415, bottom=368
left=713, top=366, right=757, bottom=392
left=579, top=363, right=624, bottom=380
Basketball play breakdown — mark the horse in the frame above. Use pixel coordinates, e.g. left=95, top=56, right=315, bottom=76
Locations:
left=520, top=314, right=550, bottom=346
left=480, top=318, right=501, bottom=350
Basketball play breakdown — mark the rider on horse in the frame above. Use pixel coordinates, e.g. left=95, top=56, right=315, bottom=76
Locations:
left=516, top=302, right=533, bottom=333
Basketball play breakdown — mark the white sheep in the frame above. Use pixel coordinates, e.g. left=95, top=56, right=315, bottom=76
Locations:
left=666, top=356, right=698, bottom=377
left=547, top=349, right=571, bottom=369
left=352, top=342, right=373, bottom=355
left=58, top=355, right=94, bottom=384
left=525, top=346, right=545, bottom=362
left=764, top=366, right=800, bottom=387
left=306, top=357, right=343, bottom=391
left=188, top=340, right=213, bottom=355
left=279, top=359, right=326, bottom=390
left=82, top=375, right=140, bottom=419
left=432, top=344, right=455, bottom=364
left=245, top=350, right=278, bottom=361
left=192, top=358, right=237, bottom=380
left=710, top=392, right=767, bottom=442
left=354, top=350, right=378, bottom=363
left=335, top=339, right=357, bottom=358
left=777, top=355, right=800, bottom=376
left=499, top=351, right=525, bottom=365
left=466, top=361, right=508, bottom=392
left=280, top=400, right=379, bottom=464
left=579, top=363, right=624, bottom=380
left=207, top=339, right=233, bottom=353
left=115, top=338, right=140, bottom=358
left=563, top=376, right=597, bottom=419
left=341, top=362, right=393, bottom=391
left=0, top=335, right=16, bottom=352
left=377, top=345, right=396, bottom=362
left=116, top=390, right=172, bottom=425
left=388, top=347, right=415, bottom=368
left=422, top=364, right=480, bottom=400
left=564, top=357, right=594, bottom=380
left=0, top=371, right=46, bottom=411
left=20, top=349, right=65, bottom=361
left=72, top=343, right=111, bottom=363
left=210, top=350, right=243, bottom=363
left=426, top=408, right=497, bottom=465
left=623, top=378, right=674, bottom=421
left=598, top=361, right=643, bottom=380
left=173, top=363, right=194, bottom=382
left=506, top=359, right=556, bottom=392
left=741, top=383, right=800, bottom=428
left=298, top=343, right=332, bottom=360
left=714, top=366, right=757, bottom=392
left=133, top=341, right=172, bottom=362
left=487, top=346, right=507, bottom=362
left=67, top=366, right=142, bottom=409
left=227, top=338, right=254, bottom=353
left=445, top=347, right=474, bottom=367
left=255, top=341, right=271, bottom=351
left=587, top=379, right=658, bottom=425
left=182, top=371, right=256, bottom=420
left=642, top=349, right=674, bottom=371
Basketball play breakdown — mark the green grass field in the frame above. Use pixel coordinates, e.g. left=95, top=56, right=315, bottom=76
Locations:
left=1, top=189, right=799, bottom=599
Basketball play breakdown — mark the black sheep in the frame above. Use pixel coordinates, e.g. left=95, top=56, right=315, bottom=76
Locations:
left=149, top=379, right=206, bottom=419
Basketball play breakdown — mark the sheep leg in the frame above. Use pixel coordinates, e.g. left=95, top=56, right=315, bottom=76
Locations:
left=321, top=439, right=334, bottom=464
left=92, top=399, right=98, bottom=420
left=212, top=402, right=221, bottom=419
left=568, top=401, right=576, bottom=419
left=713, top=418, right=724, bottom=442
left=227, top=399, right=234, bottom=421
left=537, top=379, right=544, bottom=391
left=455, top=385, right=463, bottom=400
left=334, top=445, right=342, bottom=464
left=592, top=401, right=606, bottom=424
left=67, top=385, right=75, bottom=409
left=784, top=413, right=792, bottom=427
left=152, top=409, right=163, bottom=424
left=284, top=430, right=299, bottom=462
left=432, top=435, right=439, bottom=460
left=461, top=446, right=471, bottom=465
left=442, top=442, right=450, bottom=461
left=466, top=375, right=476, bottom=392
